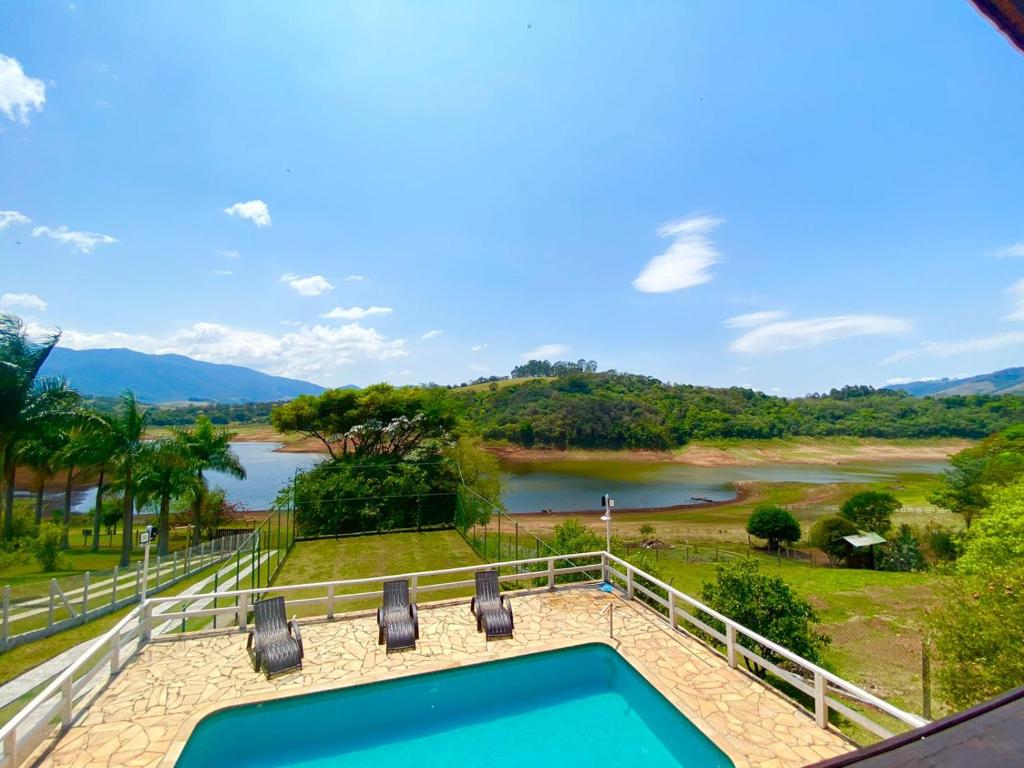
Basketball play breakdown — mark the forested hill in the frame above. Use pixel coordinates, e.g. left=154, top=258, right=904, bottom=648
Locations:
left=449, top=372, right=1024, bottom=449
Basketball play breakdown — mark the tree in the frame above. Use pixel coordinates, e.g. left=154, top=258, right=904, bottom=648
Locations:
left=0, top=314, right=78, bottom=539
left=64, top=413, right=118, bottom=552
left=33, top=522, right=64, bottom=572
left=956, top=476, right=1024, bottom=573
left=745, top=505, right=801, bottom=551
left=930, top=561, right=1024, bottom=709
left=808, top=516, right=858, bottom=565
left=639, top=522, right=656, bottom=542
left=548, top=518, right=603, bottom=583
left=878, top=524, right=926, bottom=572
left=930, top=425, right=1024, bottom=527
left=105, top=392, right=149, bottom=567
left=699, top=559, right=829, bottom=677
left=839, top=491, right=900, bottom=535
left=135, top=439, right=195, bottom=555
left=445, top=436, right=503, bottom=508
left=15, top=426, right=63, bottom=524
left=270, top=389, right=360, bottom=459
left=173, top=416, right=245, bottom=545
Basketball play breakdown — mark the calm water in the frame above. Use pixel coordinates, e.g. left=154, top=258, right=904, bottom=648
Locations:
left=175, top=643, right=733, bottom=768
left=499, top=457, right=948, bottom=513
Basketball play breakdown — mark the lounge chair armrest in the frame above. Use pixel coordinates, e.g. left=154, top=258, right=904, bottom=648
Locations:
left=376, top=607, right=384, bottom=628
left=470, top=596, right=477, bottom=616
left=411, top=604, right=419, bottom=639
left=246, top=630, right=262, bottom=672
left=501, top=595, right=514, bottom=628
left=289, top=618, right=304, bottom=658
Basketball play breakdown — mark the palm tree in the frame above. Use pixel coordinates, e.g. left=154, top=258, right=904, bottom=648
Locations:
left=135, top=439, right=195, bottom=556
left=15, top=427, right=63, bottom=524
left=106, top=392, right=149, bottom=567
left=0, top=314, right=77, bottom=539
left=64, top=413, right=118, bottom=552
left=173, top=416, right=245, bottom=546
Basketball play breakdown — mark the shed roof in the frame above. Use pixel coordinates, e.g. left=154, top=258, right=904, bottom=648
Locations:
left=842, top=532, right=886, bottom=547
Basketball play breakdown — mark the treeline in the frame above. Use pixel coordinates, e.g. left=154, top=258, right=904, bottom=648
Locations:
left=510, top=359, right=598, bottom=378
left=449, top=372, right=1024, bottom=449
left=144, top=400, right=278, bottom=426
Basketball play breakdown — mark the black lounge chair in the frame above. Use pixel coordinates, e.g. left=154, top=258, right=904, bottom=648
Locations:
left=470, top=570, right=514, bottom=640
left=246, top=596, right=304, bottom=678
left=377, top=579, right=419, bottom=653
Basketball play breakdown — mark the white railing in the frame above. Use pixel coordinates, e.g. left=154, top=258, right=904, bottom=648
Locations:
left=0, top=550, right=927, bottom=767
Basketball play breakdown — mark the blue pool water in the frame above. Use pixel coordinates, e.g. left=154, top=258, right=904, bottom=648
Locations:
left=175, top=644, right=734, bottom=767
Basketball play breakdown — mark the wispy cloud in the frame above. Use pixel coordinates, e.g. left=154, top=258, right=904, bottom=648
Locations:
left=0, top=54, right=46, bottom=124
left=32, top=225, right=117, bottom=253
left=321, top=306, right=393, bottom=320
left=211, top=269, right=233, bottom=276
left=344, top=275, right=365, bottom=282
left=217, top=249, right=240, bottom=259
left=633, top=214, right=722, bottom=293
left=0, top=292, right=46, bottom=312
left=919, top=332, right=1024, bottom=357
left=730, top=315, right=911, bottom=354
left=53, top=321, right=407, bottom=384
left=280, top=273, right=333, bottom=297
left=992, top=242, right=1024, bottom=258
left=0, top=210, right=30, bottom=230
left=520, top=343, right=568, bottom=360
left=885, top=376, right=941, bottom=385
left=224, top=200, right=271, bottom=228
left=421, top=329, right=444, bottom=340
left=723, top=310, right=788, bottom=329
left=1005, top=278, right=1024, bottom=321
left=471, top=343, right=488, bottom=352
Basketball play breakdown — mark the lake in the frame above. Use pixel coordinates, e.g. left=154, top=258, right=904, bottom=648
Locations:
left=51, top=444, right=946, bottom=516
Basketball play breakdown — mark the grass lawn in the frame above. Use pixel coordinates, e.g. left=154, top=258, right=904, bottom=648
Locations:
left=270, top=531, right=483, bottom=617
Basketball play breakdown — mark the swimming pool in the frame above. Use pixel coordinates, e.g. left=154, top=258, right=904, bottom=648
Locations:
left=175, top=643, right=734, bottom=767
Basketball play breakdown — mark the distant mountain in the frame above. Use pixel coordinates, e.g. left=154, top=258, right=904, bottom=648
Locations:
left=886, top=367, right=1024, bottom=397
left=41, top=347, right=326, bottom=403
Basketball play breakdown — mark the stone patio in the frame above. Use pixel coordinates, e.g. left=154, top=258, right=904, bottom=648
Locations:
left=28, top=587, right=852, bottom=768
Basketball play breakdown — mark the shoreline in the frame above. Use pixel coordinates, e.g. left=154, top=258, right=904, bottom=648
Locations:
left=510, top=481, right=755, bottom=518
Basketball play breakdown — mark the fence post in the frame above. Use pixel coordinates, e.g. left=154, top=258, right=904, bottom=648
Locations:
left=922, top=636, right=932, bottom=719
left=48, top=579, right=56, bottom=629
left=155, top=555, right=161, bottom=587
left=601, top=552, right=609, bottom=583
left=626, top=567, right=635, bottom=600
left=110, top=627, right=120, bottom=673
left=668, top=594, right=676, bottom=631
left=172, top=551, right=177, bottom=580
left=81, top=572, right=90, bottom=621
left=813, top=671, right=828, bottom=728
left=327, top=584, right=335, bottom=620
left=61, top=674, right=73, bottom=728
left=212, top=571, right=219, bottom=630
left=111, top=566, right=119, bottom=607
left=142, top=600, right=153, bottom=642
left=726, top=624, right=737, bottom=668
left=135, top=564, right=142, bottom=599
left=547, top=557, right=555, bottom=589
left=4, top=729, right=18, bottom=766
left=1, top=585, right=9, bottom=648
left=410, top=575, right=418, bottom=603
left=239, top=592, right=249, bottom=630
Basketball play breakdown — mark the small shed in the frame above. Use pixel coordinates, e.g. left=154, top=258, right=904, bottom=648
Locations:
left=841, top=532, right=887, bottom=569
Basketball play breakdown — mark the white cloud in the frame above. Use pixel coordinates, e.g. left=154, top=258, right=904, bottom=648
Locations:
left=421, top=329, right=444, bottom=340
left=881, top=350, right=916, bottom=365
left=0, top=54, right=46, bottom=124
left=992, top=242, right=1024, bottom=258
left=211, top=270, right=233, bottom=276
left=1005, top=278, right=1024, bottom=322
left=280, top=273, right=333, bottom=296
left=520, top=343, right=568, bottom=360
left=54, top=321, right=407, bottom=384
left=885, top=376, right=940, bottom=385
left=217, top=249, right=240, bottom=259
left=320, top=306, right=393, bottom=320
left=919, top=332, right=1024, bottom=357
left=471, top=344, right=488, bottom=352
left=632, top=214, right=723, bottom=293
left=345, top=275, right=365, bottom=282
left=730, top=315, right=911, bottom=354
left=223, top=200, right=271, bottom=228
left=0, top=210, right=30, bottom=230
left=32, top=225, right=117, bottom=253
left=0, top=292, right=46, bottom=312
left=723, top=310, right=788, bottom=329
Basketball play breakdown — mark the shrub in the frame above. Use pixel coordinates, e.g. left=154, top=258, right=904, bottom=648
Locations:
left=879, top=524, right=926, bottom=572
left=957, top=476, right=1024, bottom=573
left=839, top=491, right=900, bottom=535
left=921, top=523, right=961, bottom=562
left=699, top=559, right=829, bottom=676
left=808, top=516, right=859, bottom=565
left=33, top=523, right=64, bottom=573
left=639, top=523, right=655, bottom=541
left=745, top=505, right=801, bottom=551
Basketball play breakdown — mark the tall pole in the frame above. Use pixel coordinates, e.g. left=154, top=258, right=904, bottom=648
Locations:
left=600, top=493, right=613, bottom=554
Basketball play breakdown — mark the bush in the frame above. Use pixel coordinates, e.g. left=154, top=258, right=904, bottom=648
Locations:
left=639, top=523, right=655, bottom=541
left=33, top=523, right=64, bottom=573
left=808, top=516, right=859, bottom=565
left=957, top=476, right=1024, bottom=573
left=839, top=491, right=900, bottom=535
left=547, top=518, right=604, bottom=583
left=745, top=505, right=801, bottom=551
left=699, top=559, right=829, bottom=676
left=921, top=523, right=961, bottom=562
left=878, top=524, right=926, bottom=572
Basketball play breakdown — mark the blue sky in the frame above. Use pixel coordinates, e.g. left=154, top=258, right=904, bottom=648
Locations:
left=2, top=1, right=1023, bottom=395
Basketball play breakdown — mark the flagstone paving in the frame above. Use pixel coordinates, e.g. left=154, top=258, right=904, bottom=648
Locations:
left=28, top=587, right=851, bottom=768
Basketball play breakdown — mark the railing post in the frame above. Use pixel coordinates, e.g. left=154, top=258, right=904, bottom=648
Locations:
left=111, top=566, right=119, bottom=607
left=61, top=675, right=73, bottom=729
left=410, top=575, right=418, bottom=603
left=1, top=585, right=10, bottom=648
left=547, top=557, right=555, bottom=589
left=601, top=552, right=609, bottom=583
left=110, top=628, right=120, bottom=674
left=142, top=601, right=153, bottom=642
left=626, top=567, right=635, bottom=600
left=4, top=729, right=17, bottom=766
left=326, top=584, right=335, bottom=621
left=239, top=592, right=249, bottom=630
left=81, top=572, right=90, bottom=621
left=155, top=554, right=161, bottom=587
left=726, top=624, right=737, bottom=668
left=135, top=564, right=142, bottom=599
left=48, top=579, right=56, bottom=629
left=814, top=671, right=828, bottom=728
left=668, top=594, right=676, bottom=631
left=172, top=551, right=178, bottom=580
